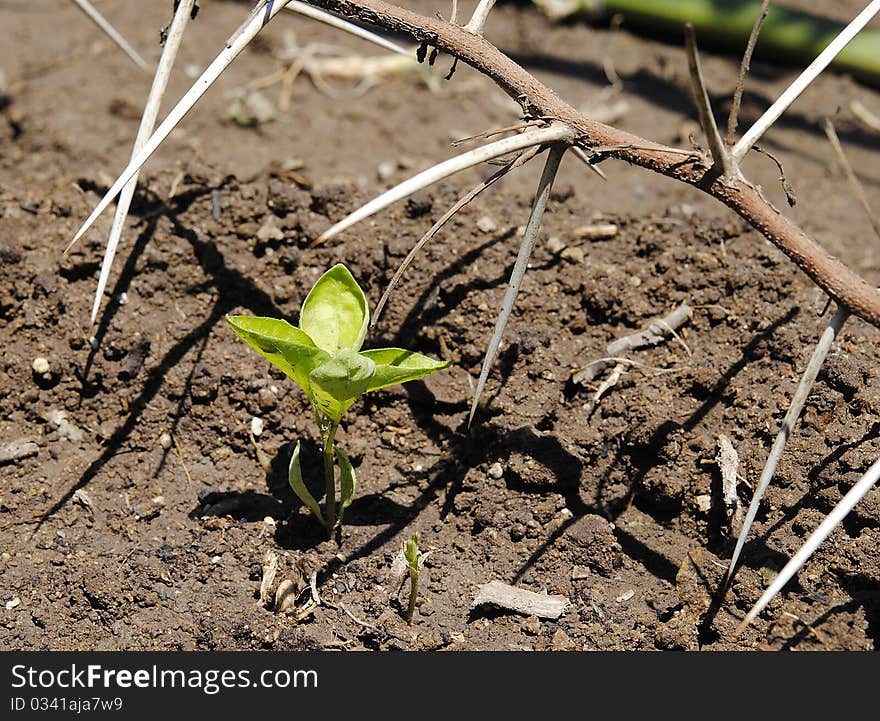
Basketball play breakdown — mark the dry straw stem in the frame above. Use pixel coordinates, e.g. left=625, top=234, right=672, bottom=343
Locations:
left=469, top=143, right=566, bottom=426
left=723, top=305, right=849, bottom=591
left=69, top=0, right=151, bottom=72
left=300, top=0, right=880, bottom=332
left=89, top=0, right=196, bottom=331
left=737, top=454, right=880, bottom=633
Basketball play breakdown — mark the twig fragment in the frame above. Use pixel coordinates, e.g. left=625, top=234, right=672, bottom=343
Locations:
left=259, top=549, right=279, bottom=606
left=717, top=434, right=744, bottom=536
left=573, top=302, right=693, bottom=385
left=471, top=580, right=568, bottom=619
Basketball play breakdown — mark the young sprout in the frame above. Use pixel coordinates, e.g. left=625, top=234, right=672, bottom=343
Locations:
left=227, top=264, right=449, bottom=536
left=403, top=532, right=428, bottom=623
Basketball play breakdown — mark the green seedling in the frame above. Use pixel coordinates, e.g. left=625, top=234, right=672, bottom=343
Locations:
left=403, top=532, right=428, bottom=623
left=227, top=264, right=449, bottom=536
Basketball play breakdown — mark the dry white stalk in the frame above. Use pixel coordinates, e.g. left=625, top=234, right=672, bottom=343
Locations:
left=284, top=0, right=409, bottom=56
left=89, top=0, right=195, bottom=331
left=724, top=305, right=849, bottom=588
left=69, top=0, right=150, bottom=72
left=317, top=123, right=572, bottom=245
left=573, top=302, right=693, bottom=384
left=738, top=453, right=880, bottom=633
left=67, top=0, right=295, bottom=253
left=716, top=434, right=743, bottom=535
left=464, top=0, right=497, bottom=34
left=733, top=0, right=880, bottom=162
left=472, top=580, right=568, bottom=619
left=469, top=143, right=566, bottom=425
left=259, top=549, right=279, bottom=606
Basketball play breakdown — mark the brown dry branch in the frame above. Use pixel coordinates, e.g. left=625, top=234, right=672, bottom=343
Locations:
left=302, top=0, right=880, bottom=330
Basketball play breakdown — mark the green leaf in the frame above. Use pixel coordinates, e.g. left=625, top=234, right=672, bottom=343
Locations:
left=336, top=447, right=357, bottom=522
left=308, top=349, right=376, bottom=423
left=299, top=264, right=369, bottom=353
left=288, top=441, right=325, bottom=527
left=226, top=315, right=329, bottom=394
left=361, top=348, right=451, bottom=392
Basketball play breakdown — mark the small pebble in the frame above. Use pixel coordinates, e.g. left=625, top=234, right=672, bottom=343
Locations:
left=571, top=565, right=590, bottom=580
left=546, top=236, right=566, bottom=254
left=159, top=432, right=172, bottom=450
left=377, top=161, right=395, bottom=181
left=251, top=417, right=264, bottom=438
left=5, top=597, right=20, bottom=610
left=616, top=589, right=635, bottom=603
left=560, top=246, right=585, bottom=264
left=211, top=555, right=222, bottom=564
left=521, top=615, right=542, bottom=636
left=487, top=462, right=504, bottom=479
left=476, top=216, right=497, bottom=233
left=32, top=357, right=50, bottom=375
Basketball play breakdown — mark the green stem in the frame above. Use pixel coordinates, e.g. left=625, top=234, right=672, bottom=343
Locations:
left=407, top=571, right=419, bottom=623
left=538, top=0, right=880, bottom=87
left=323, top=421, right=339, bottom=536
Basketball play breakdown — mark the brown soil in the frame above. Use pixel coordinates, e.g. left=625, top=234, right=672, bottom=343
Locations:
left=2, top=1, right=880, bottom=651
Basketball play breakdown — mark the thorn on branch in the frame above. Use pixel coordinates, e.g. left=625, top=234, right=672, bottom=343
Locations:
left=416, top=40, right=428, bottom=63
left=444, top=56, right=458, bottom=80
left=683, top=23, right=738, bottom=179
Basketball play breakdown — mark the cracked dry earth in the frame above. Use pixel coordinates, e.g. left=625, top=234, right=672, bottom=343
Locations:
left=2, top=0, right=880, bottom=650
